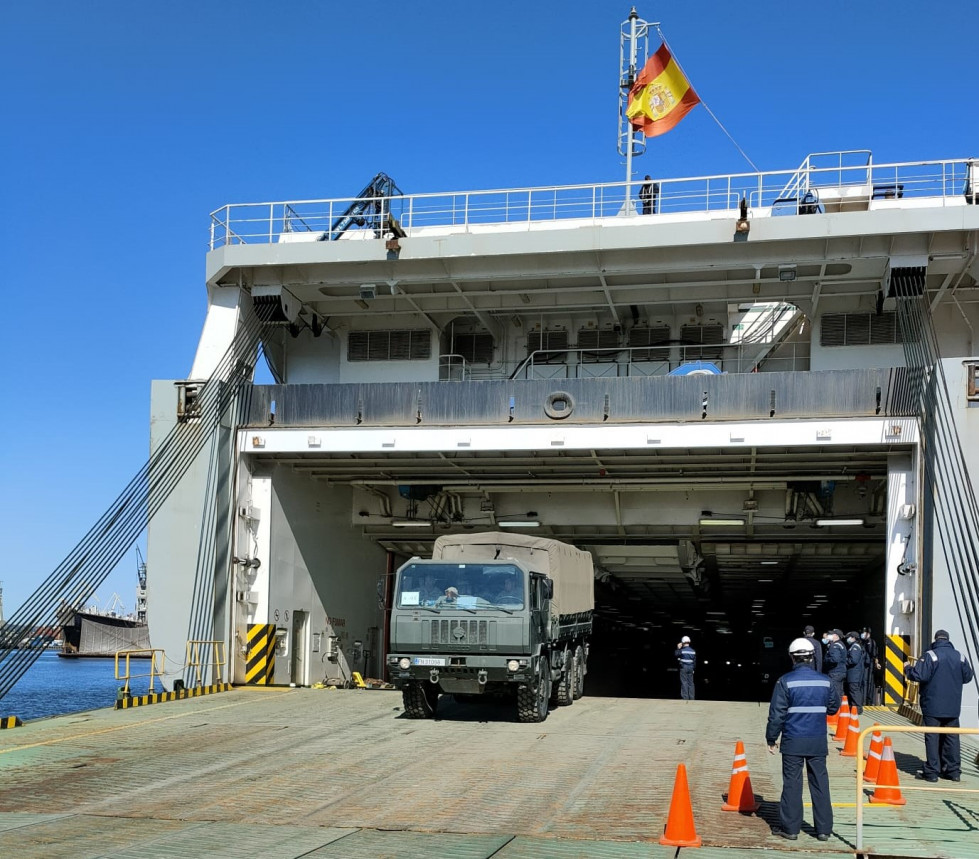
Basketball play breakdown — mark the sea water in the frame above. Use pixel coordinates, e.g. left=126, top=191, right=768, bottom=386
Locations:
left=1, top=651, right=158, bottom=721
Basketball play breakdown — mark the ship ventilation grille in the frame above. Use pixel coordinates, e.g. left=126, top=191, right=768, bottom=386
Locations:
left=679, top=323, right=724, bottom=360
left=526, top=330, right=569, bottom=359
left=821, top=312, right=902, bottom=347
left=451, top=333, right=495, bottom=365
left=628, top=325, right=671, bottom=360
left=347, top=329, right=431, bottom=361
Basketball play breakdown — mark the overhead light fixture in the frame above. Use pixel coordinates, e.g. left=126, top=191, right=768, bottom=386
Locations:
left=391, top=520, right=431, bottom=528
left=778, top=265, right=797, bottom=282
left=814, top=518, right=864, bottom=526
left=760, top=560, right=778, bottom=565
left=498, top=520, right=540, bottom=528
left=698, top=518, right=745, bottom=526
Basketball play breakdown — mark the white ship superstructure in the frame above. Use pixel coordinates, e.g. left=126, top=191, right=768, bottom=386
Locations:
left=145, top=152, right=979, bottom=723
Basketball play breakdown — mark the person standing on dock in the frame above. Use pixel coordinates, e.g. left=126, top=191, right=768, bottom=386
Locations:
left=804, top=625, right=822, bottom=674
left=675, top=635, right=696, bottom=700
left=905, top=629, right=974, bottom=782
left=844, top=631, right=865, bottom=714
left=766, top=637, right=840, bottom=843
left=823, top=629, right=846, bottom=705
left=861, top=627, right=879, bottom=706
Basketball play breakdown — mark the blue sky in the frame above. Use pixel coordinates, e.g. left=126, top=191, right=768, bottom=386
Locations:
left=0, top=1, right=975, bottom=616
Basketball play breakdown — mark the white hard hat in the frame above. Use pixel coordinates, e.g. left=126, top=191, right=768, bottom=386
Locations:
left=681, top=635, right=691, bottom=643
left=788, top=637, right=815, bottom=655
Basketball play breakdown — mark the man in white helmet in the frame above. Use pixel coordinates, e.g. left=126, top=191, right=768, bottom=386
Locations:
left=765, top=637, right=841, bottom=843
left=674, top=635, right=696, bottom=700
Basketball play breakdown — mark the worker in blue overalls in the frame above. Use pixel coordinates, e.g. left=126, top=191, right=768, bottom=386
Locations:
left=675, top=635, right=696, bottom=700
left=766, top=637, right=841, bottom=842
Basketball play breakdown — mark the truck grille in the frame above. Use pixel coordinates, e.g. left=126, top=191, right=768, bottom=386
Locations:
left=429, top=619, right=491, bottom=646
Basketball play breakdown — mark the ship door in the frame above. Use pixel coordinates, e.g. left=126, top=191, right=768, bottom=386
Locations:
left=290, top=610, right=309, bottom=686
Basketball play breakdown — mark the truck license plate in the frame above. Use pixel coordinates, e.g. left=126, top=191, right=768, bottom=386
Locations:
left=412, top=657, right=446, bottom=667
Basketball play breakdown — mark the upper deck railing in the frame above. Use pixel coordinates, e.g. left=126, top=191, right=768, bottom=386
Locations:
left=209, top=153, right=977, bottom=249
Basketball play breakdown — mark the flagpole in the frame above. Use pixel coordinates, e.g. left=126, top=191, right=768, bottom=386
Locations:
left=624, top=8, right=640, bottom=208
left=619, top=8, right=654, bottom=214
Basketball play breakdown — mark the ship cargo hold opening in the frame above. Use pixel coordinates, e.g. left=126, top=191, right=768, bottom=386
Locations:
left=228, top=421, right=901, bottom=703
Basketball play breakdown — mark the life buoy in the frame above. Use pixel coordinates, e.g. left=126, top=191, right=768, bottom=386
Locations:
left=544, top=391, right=575, bottom=419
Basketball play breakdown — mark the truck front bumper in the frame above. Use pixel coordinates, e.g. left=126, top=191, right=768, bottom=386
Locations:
left=387, top=653, right=535, bottom=693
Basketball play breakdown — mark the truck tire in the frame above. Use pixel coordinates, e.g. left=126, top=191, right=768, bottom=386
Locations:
left=552, top=651, right=574, bottom=707
left=517, top=671, right=551, bottom=723
left=572, top=646, right=585, bottom=700
left=402, top=682, right=438, bottom=719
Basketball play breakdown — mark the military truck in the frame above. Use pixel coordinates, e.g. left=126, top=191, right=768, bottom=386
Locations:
left=387, top=531, right=594, bottom=722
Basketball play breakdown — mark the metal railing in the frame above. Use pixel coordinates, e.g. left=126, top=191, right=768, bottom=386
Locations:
left=208, top=155, right=976, bottom=249
left=185, top=639, right=227, bottom=688
left=855, top=724, right=979, bottom=852
left=115, top=648, right=166, bottom=696
left=509, top=342, right=810, bottom=380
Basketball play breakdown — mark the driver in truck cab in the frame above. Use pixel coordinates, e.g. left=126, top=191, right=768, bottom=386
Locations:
left=418, top=573, right=441, bottom=605
left=438, top=586, right=459, bottom=605
left=494, top=576, right=521, bottom=604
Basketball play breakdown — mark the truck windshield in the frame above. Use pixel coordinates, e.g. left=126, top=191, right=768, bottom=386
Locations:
left=396, top=562, right=525, bottom=610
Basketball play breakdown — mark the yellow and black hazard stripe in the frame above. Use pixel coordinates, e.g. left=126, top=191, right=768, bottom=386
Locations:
left=115, top=682, right=233, bottom=710
left=884, top=633, right=911, bottom=707
left=0, top=715, right=23, bottom=729
left=246, top=624, right=276, bottom=685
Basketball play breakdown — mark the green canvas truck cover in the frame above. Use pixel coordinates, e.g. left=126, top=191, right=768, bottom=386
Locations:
left=431, top=531, right=594, bottom=618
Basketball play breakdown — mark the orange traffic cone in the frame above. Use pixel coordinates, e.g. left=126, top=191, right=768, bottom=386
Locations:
left=722, top=741, right=761, bottom=812
left=659, top=763, right=703, bottom=847
left=833, top=698, right=851, bottom=741
left=829, top=694, right=848, bottom=732
left=864, top=727, right=884, bottom=782
left=870, top=737, right=906, bottom=806
left=840, top=706, right=860, bottom=757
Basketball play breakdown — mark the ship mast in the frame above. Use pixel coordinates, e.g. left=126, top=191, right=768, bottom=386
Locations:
left=618, top=7, right=656, bottom=208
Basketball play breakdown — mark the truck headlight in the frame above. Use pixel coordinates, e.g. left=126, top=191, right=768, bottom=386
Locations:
left=398, top=657, right=411, bottom=670
left=507, top=660, right=520, bottom=672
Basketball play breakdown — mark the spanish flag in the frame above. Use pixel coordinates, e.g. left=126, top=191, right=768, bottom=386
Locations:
left=626, top=43, right=700, bottom=138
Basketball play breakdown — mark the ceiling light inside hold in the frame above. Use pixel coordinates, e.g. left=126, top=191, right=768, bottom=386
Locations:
left=814, top=518, right=864, bottom=526
left=699, top=518, right=746, bottom=527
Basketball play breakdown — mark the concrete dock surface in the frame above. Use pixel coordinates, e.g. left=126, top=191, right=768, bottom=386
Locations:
left=1, top=688, right=977, bottom=858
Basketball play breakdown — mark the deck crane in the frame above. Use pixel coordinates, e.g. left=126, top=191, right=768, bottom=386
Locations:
left=328, top=172, right=403, bottom=239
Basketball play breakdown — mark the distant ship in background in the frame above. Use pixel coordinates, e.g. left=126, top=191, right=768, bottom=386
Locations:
left=58, top=552, right=150, bottom=658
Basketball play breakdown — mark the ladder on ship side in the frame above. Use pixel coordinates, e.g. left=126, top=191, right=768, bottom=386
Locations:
left=0, top=298, right=278, bottom=702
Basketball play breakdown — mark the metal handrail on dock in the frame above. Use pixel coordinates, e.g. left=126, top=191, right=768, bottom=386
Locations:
left=114, top=649, right=166, bottom=696
left=185, top=639, right=227, bottom=688
left=854, top=724, right=979, bottom=852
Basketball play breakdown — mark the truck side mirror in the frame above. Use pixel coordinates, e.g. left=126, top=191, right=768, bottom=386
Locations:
left=543, top=578, right=554, bottom=600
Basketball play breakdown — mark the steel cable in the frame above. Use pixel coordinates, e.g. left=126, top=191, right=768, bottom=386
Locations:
left=895, top=291, right=979, bottom=689
left=0, top=299, right=276, bottom=700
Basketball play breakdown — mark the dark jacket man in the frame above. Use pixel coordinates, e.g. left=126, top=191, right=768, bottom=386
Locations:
left=844, top=632, right=866, bottom=713
left=861, top=628, right=878, bottom=705
left=766, top=638, right=841, bottom=841
left=804, top=625, right=822, bottom=674
left=905, top=630, right=975, bottom=781
left=675, top=635, right=696, bottom=700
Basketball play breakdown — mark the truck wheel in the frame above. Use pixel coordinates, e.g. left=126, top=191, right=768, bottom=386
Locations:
left=553, top=651, right=574, bottom=707
left=517, top=671, right=551, bottom=723
left=402, top=683, right=438, bottom=719
left=572, top=646, right=585, bottom=700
